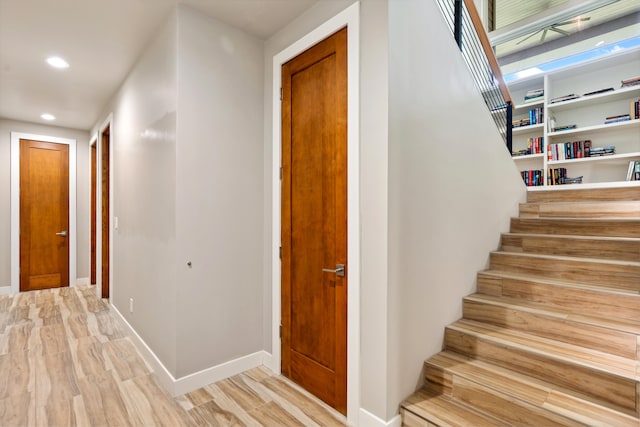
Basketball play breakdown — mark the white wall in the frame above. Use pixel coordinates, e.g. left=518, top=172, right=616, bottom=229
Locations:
left=174, top=5, right=264, bottom=378
left=92, top=12, right=179, bottom=375
left=0, top=118, right=90, bottom=287
left=386, top=0, right=526, bottom=420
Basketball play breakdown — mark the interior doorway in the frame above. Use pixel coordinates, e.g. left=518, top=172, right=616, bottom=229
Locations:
left=280, top=27, right=348, bottom=414
left=101, top=124, right=111, bottom=299
left=91, top=140, right=97, bottom=285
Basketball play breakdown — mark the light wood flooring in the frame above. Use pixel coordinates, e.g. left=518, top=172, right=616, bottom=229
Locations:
left=0, top=286, right=347, bottom=426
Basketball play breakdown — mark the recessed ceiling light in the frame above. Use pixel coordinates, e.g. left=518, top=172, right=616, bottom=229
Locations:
left=595, top=40, right=605, bottom=47
left=41, top=113, right=56, bottom=121
left=46, top=56, right=69, bottom=69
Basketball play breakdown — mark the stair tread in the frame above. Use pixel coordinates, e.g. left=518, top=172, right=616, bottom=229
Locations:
left=427, top=351, right=639, bottom=425
left=447, top=319, right=639, bottom=381
left=479, top=270, right=640, bottom=296
left=502, top=232, right=640, bottom=243
left=402, top=388, right=506, bottom=427
left=465, top=293, right=640, bottom=335
left=491, top=250, right=640, bottom=267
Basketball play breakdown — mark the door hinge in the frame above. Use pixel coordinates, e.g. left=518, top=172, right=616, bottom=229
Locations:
left=279, top=167, right=282, bottom=180
left=280, top=87, right=283, bottom=101
left=279, top=246, right=282, bottom=260
left=279, top=325, right=282, bottom=338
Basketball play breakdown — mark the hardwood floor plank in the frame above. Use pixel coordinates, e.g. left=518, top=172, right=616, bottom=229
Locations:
left=103, top=338, right=150, bottom=381
left=0, top=286, right=347, bottom=427
left=248, top=400, right=306, bottom=427
left=0, top=392, right=33, bottom=426
left=0, top=351, right=31, bottom=400
left=189, top=399, right=248, bottom=427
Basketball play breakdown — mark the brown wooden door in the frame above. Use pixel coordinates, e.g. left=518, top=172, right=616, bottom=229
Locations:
left=281, top=27, right=348, bottom=414
left=91, top=143, right=97, bottom=285
left=101, top=125, right=110, bottom=298
left=20, top=139, right=70, bottom=291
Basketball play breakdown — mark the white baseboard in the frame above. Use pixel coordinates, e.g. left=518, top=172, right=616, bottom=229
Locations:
left=0, top=286, right=12, bottom=295
left=109, top=303, right=270, bottom=397
left=75, top=277, right=90, bottom=286
left=359, top=408, right=402, bottom=427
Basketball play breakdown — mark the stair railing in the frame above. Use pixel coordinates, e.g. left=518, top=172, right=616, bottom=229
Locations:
left=437, top=0, right=513, bottom=153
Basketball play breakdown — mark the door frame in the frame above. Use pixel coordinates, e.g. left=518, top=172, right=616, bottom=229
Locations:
left=271, top=2, right=360, bottom=422
left=97, top=114, right=114, bottom=302
left=10, top=132, right=77, bottom=294
left=90, top=134, right=98, bottom=285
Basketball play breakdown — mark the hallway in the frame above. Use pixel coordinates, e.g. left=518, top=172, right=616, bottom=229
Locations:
left=0, top=286, right=346, bottom=426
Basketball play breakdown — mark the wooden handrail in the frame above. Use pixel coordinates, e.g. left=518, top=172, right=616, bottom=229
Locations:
left=462, top=0, right=512, bottom=105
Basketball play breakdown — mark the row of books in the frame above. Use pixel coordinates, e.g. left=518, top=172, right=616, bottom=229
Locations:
left=605, top=114, right=630, bottom=125
left=513, top=118, right=532, bottom=128
left=524, top=88, right=543, bottom=103
left=512, top=137, right=545, bottom=157
left=547, top=168, right=584, bottom=186
left=528, top=107, right=544, bottom=125
left=547, top=140, right=592, bottom=161
left=626, top=160, right=640, bottom=181
left=622, top=76, right=640, bottom=88
left=520, top=169, right=543, bottom=187
left=631, top=98, right=640, bottom=120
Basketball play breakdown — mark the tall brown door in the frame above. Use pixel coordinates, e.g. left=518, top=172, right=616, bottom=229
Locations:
left=281, top=27, right=348, bottom=414
left=101, top=125, right=110, bottom=298
left=20, top=139, right=70, bottom=291
left=91, top=143, right=97, bottom=285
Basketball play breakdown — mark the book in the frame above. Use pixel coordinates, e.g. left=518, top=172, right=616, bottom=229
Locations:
left=583, top=87, right=614, bottom=96
left=636, top=161, right=640, bottom=181
left=631, top=98, right=640, bottom=120
left=621, top=76, right=640, bottom=88
left=626, top=160, right=636, bottom=181
left=551, top=94, right=579, bottom=103
left=553, top=124, right=577, bottom=132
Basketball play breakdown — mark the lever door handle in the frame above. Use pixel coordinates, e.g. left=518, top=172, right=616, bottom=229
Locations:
left=322, top=264, right=345, bottom=277
left=56, top=231, right=68, bottom=237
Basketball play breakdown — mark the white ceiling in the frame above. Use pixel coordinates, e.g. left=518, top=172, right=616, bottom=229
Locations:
left=0, top=0, right=317, bottom=130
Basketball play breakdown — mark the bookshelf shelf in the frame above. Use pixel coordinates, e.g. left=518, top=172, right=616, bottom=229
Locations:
left=547, top=119, right=640, bottom=138
left=548, top=151, right=640, bottom=166
left=507, top=48, right=640, bottom=189
left=512, top=153, right=545, bottom=161
left=547, top=85, right=640, bottom=112
left=513, top=123, right=544, bottom=134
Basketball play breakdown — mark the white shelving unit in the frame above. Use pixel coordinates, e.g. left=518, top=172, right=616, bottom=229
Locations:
left=508, top=47, right=640, bottom=190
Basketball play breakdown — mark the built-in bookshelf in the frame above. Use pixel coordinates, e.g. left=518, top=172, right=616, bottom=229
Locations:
left=508, top=47, right=640, bottom=190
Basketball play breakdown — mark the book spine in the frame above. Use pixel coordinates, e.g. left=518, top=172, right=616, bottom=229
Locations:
left=635, top=161, right=640, bottom=181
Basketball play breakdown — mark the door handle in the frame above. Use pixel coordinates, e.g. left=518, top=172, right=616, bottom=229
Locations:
left=56, top=231, right=68, bottom=237
left=322, top=264, right=345, bottom=277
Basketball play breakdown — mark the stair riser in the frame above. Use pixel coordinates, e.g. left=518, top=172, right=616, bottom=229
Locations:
left=463, top=300, right=637, bottom=359
left=501, top=234, right=640, bottom=262
left=490, top=253, right=640, bottom=291
left=519, top=202, right=640, bottom=219
left=527, top=187, right=640, bottom=203
left=400, top=409, right=438, bottom=427
left=510, top=218, right=640, bottom=238
left=444, top=327, right=637, bottom=412
left=477, top=273, right=640, bottom=322
left=425, top=365, right=582, bottom=427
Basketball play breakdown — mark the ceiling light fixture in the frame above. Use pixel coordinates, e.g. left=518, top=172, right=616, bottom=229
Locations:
left=46, top=56, right=69, bottom=69
left=41, top=113, right=56, bottom=121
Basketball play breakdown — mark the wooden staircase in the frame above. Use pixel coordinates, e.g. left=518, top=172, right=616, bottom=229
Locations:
left=401, top=187, right=640, bottom=426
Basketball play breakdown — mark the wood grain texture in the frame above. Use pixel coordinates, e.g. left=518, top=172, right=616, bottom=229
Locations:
left=510, top=217, right=640, bottom=238
left=0, top=286, right=346, bottom=426
left=501, top=233, right=640, bottom=262
left=281, top=27, right=348, bottom=414
left=403, top=188, right=640, bottom=425
left=519, top=201, right=640, bottom=218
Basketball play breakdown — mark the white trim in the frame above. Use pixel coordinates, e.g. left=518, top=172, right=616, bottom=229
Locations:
left=359, top=409, right=402, bottom=427
left=0, top=287, right=11, bottom=295
left=110, top=303, right=268, bottom=397
left=271, top=3, right=360, bottom=424
left=96, top=115, right=114, bottom=303
left=75, top=277, right=90, bottom=286
left=10, top=132, right=77, bottom=294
